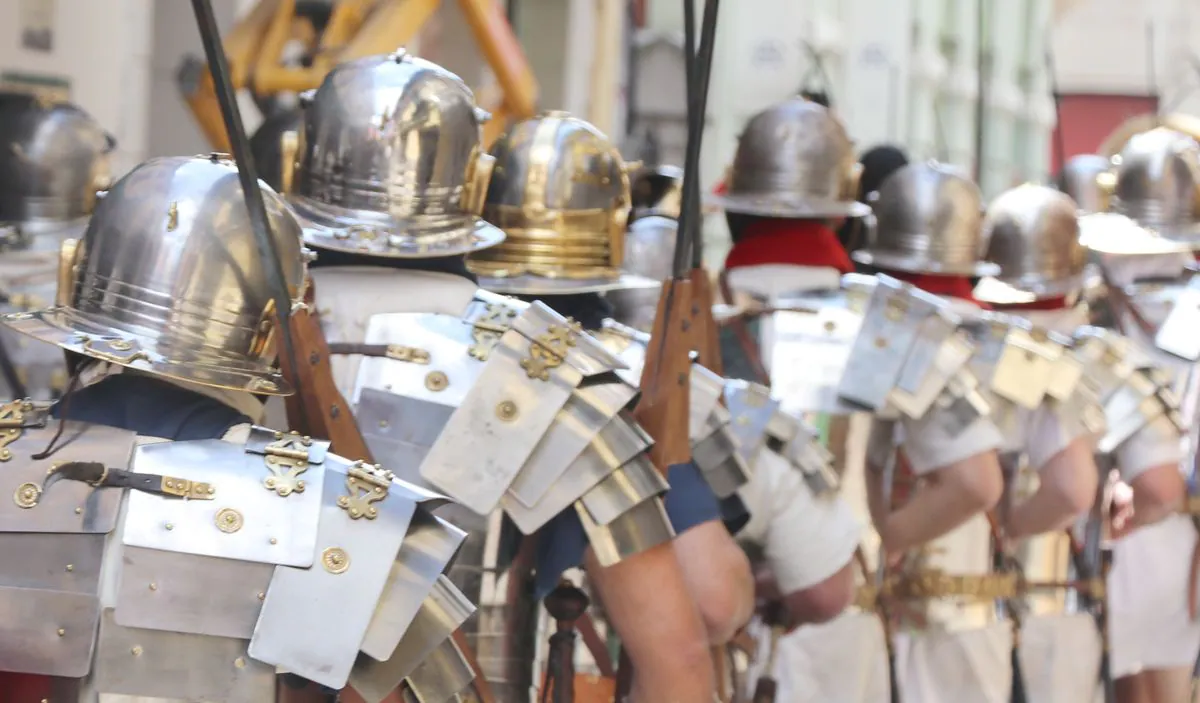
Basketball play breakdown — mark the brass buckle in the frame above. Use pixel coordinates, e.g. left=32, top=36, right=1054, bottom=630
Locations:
left=385, top=345, right=431, bottom=364
left=161, top=476, right=215, bottom=500
left=262, top=431, right=314, bottom=497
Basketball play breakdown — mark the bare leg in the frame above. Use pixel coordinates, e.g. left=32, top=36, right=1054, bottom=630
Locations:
left=586, top=543, right=716, bottom=703
left=1116, top=673, right=1152, bottom=703
left=1143, top=666, right=1195, bottom=703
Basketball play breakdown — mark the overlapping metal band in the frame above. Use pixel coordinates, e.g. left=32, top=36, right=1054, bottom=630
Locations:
left=470, top=111, right=656, bottom=294
left=289, top=50, right=504, bottom=259
left=707, top=98, right=870, bottom=219
left=853, top=161, right=1000, bottom=276
left=977, top=183, right=1086, bottom=303
left=0, top=154, right=307, bottom=395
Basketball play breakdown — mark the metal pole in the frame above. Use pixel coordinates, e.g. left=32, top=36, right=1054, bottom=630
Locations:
left=189, top=0, right=305, bottom=417
left=973, top=0, right=989, bottom=184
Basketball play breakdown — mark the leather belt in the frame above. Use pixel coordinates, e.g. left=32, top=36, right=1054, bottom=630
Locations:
left=38, top=461, right=215, bottom=502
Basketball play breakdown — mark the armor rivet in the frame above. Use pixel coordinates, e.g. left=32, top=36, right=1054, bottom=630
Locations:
left=302, top=436, right=312, bottom=445
left=13, top=482, right=40, bottom=509
left=131, top=645, right=143, bottom=656
left=823, top=321, right=836, bottom=333
left=215, top=507, right=244, bottom=534
left=234, top=656, right=247, bottom=669
left=495, top=400, right=519, bottom=422
left=149, top=582, right=157, bottom=591
left=269, top=537, right=278, bottom=545
left=165, top=523, right=174, bottom=531
left=322, top=547, right=350, bottom=574
left=274, top=431, right=284, bottom=440
left=425, top=370, right=449, bottom=392
left=379, top=419, right=388, bottom=428
left=65, top=564, right=73, bottom=572
left=257, top=592, right=265, bottom=601
left=874, top=337, right=887, bottom=349
left=74, top=507, right=82, bottom=514
left=57, top=628, right=65, bottom=636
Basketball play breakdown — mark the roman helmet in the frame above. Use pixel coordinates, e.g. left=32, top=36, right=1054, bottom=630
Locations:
left=708, top=98, right=870, bottom=219
left=0, top=91, right=115, bottom=250
left=852, top=161, right=1000, bottom=276
left=467, top=111, right=655, bottom=294
left=975, top=184, right=1086, bottom=305
left=1, top=154, right=308, bottom=395
left=285, top=49, right=503, bottom=258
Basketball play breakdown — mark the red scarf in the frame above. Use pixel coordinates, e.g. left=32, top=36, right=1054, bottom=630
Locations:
left=724, top=218, right=854, bottom=273
left=882, top=270, right=988, bottom=308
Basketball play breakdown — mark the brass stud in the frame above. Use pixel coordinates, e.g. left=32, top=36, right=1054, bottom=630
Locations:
left=149, top=582, right=158, bottom=591
left=234, top=656, right=247, bottom=669
left=215, top=507, right=244, bottom=534
left=257, top=592, right=265, bottom=601
left=874, top=337, right=887, bottom=349
left=107, top=339, right=133, bottom=352
left=823, top=320, right=836, bottom=333
left=14, top=483, right=39, bottom=509
left=65, top=564, right=73, bottom=572
left=274, top=431, right=284, bottom=440
left=56, top=628, right=65, bottom=636
left=424, top=370, right=449, bottom=392
left=131, top=645, right=143, bottom=656
left=164, top=523, right=174, bottom=531
left=269, top=537, right=278, bottom=545
left=378, top=419, right=389, bottom=429
left=495, top=399, right=519, bottom=422
left=322, top=547, right=350, bottom=574
left=74, top=507, right=82, bottom=514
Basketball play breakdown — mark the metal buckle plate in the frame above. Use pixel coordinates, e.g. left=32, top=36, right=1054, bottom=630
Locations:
left=507, top=380, right=635, bottom=510
left=501, top=410, right=651, bottom=534
left=123, top=435, right=328, bottom=568
left=248, top=459, right=419, bottom=689
left=349, top=576, right=475, bottom=702
left=838, top=276, right=949, bottom=411
left=92, top=609, right=275, bottom=703
left=0, top=422, right=133, bottom=534
left=0, top=584, right=99, bottom=677
left=1155, top=280, right=1200, bottom=361
left=360, top=512, right=467, bottom=661
left=420, top=306, right=591, bottom=515
left=769, top=305, right=862, bottom=414
left=113, top=545, right=273, bottom=639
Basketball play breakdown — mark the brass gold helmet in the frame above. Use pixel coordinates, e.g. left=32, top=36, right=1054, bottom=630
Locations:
left=285, top=49, right=504, bottom=258
left=0, top=154, right=308, bottom=395
left=0, top=91, right=115, bottom=250
left=708, top=98, right=869, bottom=219
left=468, top=111, right=656, bottom=294
left=975, top=184, right=1086, bottom=305
left=853, top=161, right=1000, bottom=276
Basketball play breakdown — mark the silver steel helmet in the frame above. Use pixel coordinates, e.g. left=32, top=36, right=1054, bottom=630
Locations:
left=707, top=98, right=870, bottom=219
left=1058, top=154, right=1113, bottom=214
left=1, top=154, right=307, bottom=395
left=852, top=161, right=999, bottom=276
left=288, top=49, right=504, bottom=258
left=468, top=111, right=656, bottom=295
left=1106, top=127, right=1200, bottom=243
left=608, top=214, right=676, bottom=330
left=0, top=92, right=115, bottom=248
left=630, top=164, right=683, bottom=222
left=975, top=184, right=1085, bottom=304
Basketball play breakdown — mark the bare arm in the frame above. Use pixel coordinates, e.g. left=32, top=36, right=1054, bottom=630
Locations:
left=1129, top=463, right=1186, bottom=529
left=869, top=450, right=1004, bottom=557
left=1005, top=438, right=1098, bottom=539
left=586, top=543, right=716, bottom=703
left=673, top=520, right=755, bottom=645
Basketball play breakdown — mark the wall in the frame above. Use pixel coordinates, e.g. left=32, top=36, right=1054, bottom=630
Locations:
left=0, top=0, right=157, bottom=177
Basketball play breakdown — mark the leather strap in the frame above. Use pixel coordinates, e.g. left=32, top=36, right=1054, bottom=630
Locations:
left=42, top=461, right=214, bottom=500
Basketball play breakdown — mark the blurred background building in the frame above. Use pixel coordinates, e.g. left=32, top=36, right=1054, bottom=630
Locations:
left=1, top=0, right=1194, bottom=262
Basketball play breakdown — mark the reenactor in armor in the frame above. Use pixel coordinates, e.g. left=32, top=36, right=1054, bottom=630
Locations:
left=279, top=51, right=711, bottom=701
left=707, top=98, right=1010, bottom=701
left=0, top=154, right=467, bottom=702
left=1060, top=132, right=1200, bottom=703
left=0, top=92, right=114, bottom=401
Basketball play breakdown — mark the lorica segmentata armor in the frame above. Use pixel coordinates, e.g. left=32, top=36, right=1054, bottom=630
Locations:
left=288, top=49, right=504, bottom=259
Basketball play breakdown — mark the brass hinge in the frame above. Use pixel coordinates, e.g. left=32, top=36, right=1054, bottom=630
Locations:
left=0, top=399, right=49, bottom=462
left=385, top=345, right=431, bottom=364
left=468, top=303, right=518, bottom=361
left=337, top=461, right=395, bottom=520
left=262, top=431, right=314, bottom=497
left=520, top=321, right=581, bottom=381
left=161, top=476, right=216, bottom=500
